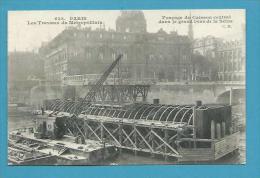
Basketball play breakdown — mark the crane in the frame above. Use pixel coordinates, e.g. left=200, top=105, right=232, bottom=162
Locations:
left=83, top=54, right=123, bottom=102
left=48, top=54, right=123, bottom=141
left=71, top=54, right=123, bottom=115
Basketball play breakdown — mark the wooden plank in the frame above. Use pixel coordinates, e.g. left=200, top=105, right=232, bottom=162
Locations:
left=178, top=148, right=214, bottom=162
left=214, top=132, right=239, bottom=160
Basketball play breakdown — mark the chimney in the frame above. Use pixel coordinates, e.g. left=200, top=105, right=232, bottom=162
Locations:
left=195, top=100, right=202, bottom=106
left=153, top=99, right=160, bottom=104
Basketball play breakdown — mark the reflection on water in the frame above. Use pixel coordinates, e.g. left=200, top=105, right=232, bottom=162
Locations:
left=9, top=112, right=34, bottom=131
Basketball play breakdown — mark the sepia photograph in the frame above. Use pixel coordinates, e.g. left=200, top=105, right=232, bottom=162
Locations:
left=8, top=9, right=245, bottom=165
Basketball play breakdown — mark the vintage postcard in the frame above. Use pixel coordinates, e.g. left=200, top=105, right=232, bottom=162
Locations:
left=8, top=9, right=245, bottom=165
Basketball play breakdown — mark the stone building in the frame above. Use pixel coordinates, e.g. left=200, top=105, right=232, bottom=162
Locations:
left=8, top=52, right=44, bottom=104
left=192, top=36, right=222, bottom=81
left=8, top=52, right=44, bottom=82
left=216, top=40, right=245, bottom=81
left=193, top=36, right=222, bottom=59
left=192, top=35, right=245, bottom=81
left=39, top=11, right=193, bottom=83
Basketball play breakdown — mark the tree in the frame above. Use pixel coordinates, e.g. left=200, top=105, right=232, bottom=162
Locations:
left=191, top=53, right=218, bottom=81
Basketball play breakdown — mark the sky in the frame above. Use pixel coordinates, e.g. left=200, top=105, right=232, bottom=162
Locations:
left=8, top=9, right=245, bottom=52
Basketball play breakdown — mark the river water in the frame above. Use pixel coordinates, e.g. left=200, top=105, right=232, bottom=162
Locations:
left=8, top=107, right=245, bottom=165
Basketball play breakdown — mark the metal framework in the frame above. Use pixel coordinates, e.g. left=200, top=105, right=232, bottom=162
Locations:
left=43, top=100, right=229, bottom=158
left=45, top=84, right=150, bottom=113
left=57, top=103, right=212, bottom=158
left=87, top=84, right=150, bottom=103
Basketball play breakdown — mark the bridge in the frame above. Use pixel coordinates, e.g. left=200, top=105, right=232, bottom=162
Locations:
left=10, top=77, right=245, bottom=107
left=61, top=75, right=245, bottom=105
left=151, top=81, right=245, bottom=105
left=63, top=74, right=156, bottom=86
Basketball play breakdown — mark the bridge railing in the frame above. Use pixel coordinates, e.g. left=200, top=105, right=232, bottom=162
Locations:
left=63, top=74, right=156, bottom=85
left=63, top=74, right=245, bottom=86
left=214, top=81, right=245, bottom=85
left=156, top=81, right=245, bottom=86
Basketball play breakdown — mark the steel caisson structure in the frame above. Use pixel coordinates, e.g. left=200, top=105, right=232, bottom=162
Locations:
left=56, top=103, right=228, bottom=158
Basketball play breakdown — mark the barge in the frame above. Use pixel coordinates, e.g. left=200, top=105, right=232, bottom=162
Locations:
left=8, top=124, right=118, bottom=165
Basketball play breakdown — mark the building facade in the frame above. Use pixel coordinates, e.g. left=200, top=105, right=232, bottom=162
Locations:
left=192, top=35, right=245, bottom=81
left=39, top=11, right=193, bottom=83
left=192, top=36, right=222, bottom=81
left=8, top=52, right=44, bottom=104
left=216, top=40, right=245, bottom=81
left=8, top=52, right=44, bottom=82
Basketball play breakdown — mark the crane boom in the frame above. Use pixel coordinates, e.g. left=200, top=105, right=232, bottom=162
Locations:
left=83, top=54, right=123, bottom=102
left=70, top=54, right=123, bottom=115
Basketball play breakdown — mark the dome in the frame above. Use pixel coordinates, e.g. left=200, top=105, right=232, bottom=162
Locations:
left=116, top=11, right=147, bottom=33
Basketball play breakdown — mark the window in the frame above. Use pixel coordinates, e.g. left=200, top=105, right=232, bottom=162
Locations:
left=223, top=52, right=226, bottom=59
left=149, top=54, right=154, bottom=61
left=100, top=34, right=103, bottom=39
left=238, top=49, right=242, bottom=58
left=212, top=52, right=215, bottom=58
left=233, top=50, right=237, bottom=59
left=112, top=53, right=116, bottom=60
left=86, top=52, right=92, bottom=59
left=63, top=64, right=67, bottom=71
left=123, top=53, right=127, bottom=60
left=229, top=51, right=232, bottom=59
left=99, top=53, right=104, bottom=60
left=158, top=37, right=164, bottom=40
